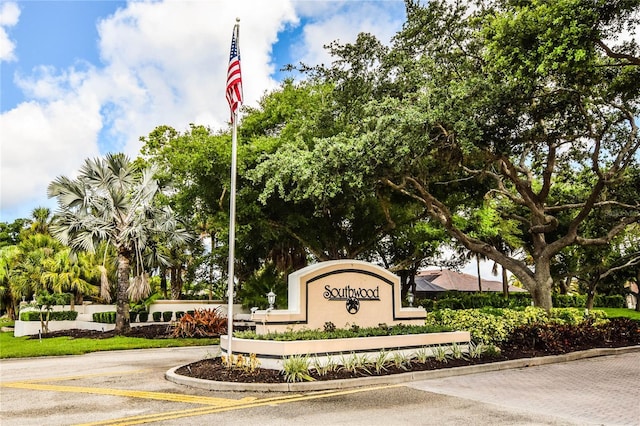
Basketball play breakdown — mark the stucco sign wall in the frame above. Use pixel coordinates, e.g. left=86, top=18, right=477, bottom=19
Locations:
left=251, top=260, right=426, bottom=334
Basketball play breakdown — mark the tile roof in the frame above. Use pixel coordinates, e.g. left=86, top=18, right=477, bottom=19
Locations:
left=415, top=269, right=527, bottom=293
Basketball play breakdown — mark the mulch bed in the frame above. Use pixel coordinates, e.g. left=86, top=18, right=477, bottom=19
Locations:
left=35, top=324, right=175, bottom=339
left=174, top=355, right=510, bottom=384
left=31, top=322, right=640, bottom=384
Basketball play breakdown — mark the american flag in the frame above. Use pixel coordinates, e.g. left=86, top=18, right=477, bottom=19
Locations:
left=226, top=24, right=243, bottom=121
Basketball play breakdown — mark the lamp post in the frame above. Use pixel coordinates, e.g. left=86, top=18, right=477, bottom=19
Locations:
left=407, top=291, right=414, bottom=307
left=267, top=291, right=276, bottom=310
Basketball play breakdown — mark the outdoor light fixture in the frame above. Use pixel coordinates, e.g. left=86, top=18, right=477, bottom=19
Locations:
left=267, top=291, right=276, bottom=310
left=406, top=291, right=414, bottom=307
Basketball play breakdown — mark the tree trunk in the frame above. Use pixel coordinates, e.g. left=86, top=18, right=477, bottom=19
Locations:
left=398, top=270, right=409, bottom=300
left=636, top=270, right=640, bottom=312
left=585, top=279, right=599, bottom=310
left=558, top=276, right=571, bottom=295
left=502, top=266, right=509, bottom=299
left=114, top=250, right=131, bottom=334
left=476, top=254, right=482, bottom=292
left=160, top=267, right=168, bottom=299
left=525, top=263, right=554, bottom=311
left=170, top=267, right=183, bottom=300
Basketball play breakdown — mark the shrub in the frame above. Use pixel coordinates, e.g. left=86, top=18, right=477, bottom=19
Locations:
left=92, top=311, right=116, bottom=324
left=162, top=311, right=173, bottom=322
left=138, top=312, right=149, bottom=322
left=152, top=311, right=162, bottom=322
left=130, top=312, right=138, bottom=322
left=171, top=308, right=227, bottom=337
left=282, top=354, right=315, bottom=382
left=553, top=294, right=587, bottom=308
left=175, top=311, right=185, bottom=320
left=233, top=323, right=450, bottom=341
left=503, top=322, right=603, bottom=354
left=21, top=310, right=78, bottom=321
left=595, top=294, right=625, bottom=308
left=424, top=307, right=605, bottom=345
left=424, top=291, right=533, bottom=310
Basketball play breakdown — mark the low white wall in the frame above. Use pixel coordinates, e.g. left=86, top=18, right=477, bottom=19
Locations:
left=220, top=331, right=471, bottom=370
left=13, top=301, right=251, bottom=336
left=14, top=320, right=116, bottom=337
left=148, top=301, right=249, bottom=321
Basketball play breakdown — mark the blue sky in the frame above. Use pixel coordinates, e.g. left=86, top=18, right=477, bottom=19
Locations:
left=0, top=0, right=407, bottom=223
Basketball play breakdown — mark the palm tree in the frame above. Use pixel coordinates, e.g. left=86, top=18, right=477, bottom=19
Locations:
left=0, top=245, right=20, bottom=319
left=11, top=233, right=63, bottom=299
left=41, top=249, right=99, bottom=310
left=28, top=207, right=52, bottom=235
left=47, top=153, right=191, bottom=333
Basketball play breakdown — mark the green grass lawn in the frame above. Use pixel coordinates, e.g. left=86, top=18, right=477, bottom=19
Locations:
left=0, top=332, right=219, bottom=359
left=596, top=307, right=640, bottom=320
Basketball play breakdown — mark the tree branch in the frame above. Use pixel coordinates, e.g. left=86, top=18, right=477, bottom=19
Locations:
left=596, top=40, right=640, bottom=66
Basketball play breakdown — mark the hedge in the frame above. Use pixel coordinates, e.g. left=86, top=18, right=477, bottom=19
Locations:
left=20, top=310, right=79, bottom=321
left=92, top=311, right=116, bottom=324
left=424, top=306, right=609, bottom=344
left=417, top=291, right=626, bottom=310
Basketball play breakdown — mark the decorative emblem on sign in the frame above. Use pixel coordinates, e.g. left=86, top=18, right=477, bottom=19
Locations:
left=323, top=284, right=379, bottom=314
left=346, top=297, right=360, bottom=314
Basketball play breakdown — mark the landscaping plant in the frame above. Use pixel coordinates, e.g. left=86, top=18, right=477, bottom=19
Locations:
left=171, top=308, right=227, bottom=338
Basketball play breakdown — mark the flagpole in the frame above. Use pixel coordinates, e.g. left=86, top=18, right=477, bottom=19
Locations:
left=226, top=108, right=238, bottom=360
left=226, top=18, right=241, bottom=362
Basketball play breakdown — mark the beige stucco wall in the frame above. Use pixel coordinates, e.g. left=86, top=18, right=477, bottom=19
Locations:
left=253, top=260, right=426, bottom=334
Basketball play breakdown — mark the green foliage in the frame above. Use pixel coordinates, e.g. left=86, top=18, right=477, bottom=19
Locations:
left=152, top=312, right=161, bottom=322
left=311, top=355, right=339, bottom=376
left=432, top=345, right=449, bottom=363
left=237, top=263, right=287, bottom=310
left=594, top=295, right=626, bottom=308
left=92, top=311, right=116, bottom=324
left=418, top=292, right=532, bottom=311
left=47, top=153, right=193, bottom=331
left=419, top=292, right=626, bottom=311
left=282, top=354, right=315, bottom=382
left=371, top=350, right=390, bottom=374
left=21, top=310, right=78, bottom=321
left=162, top=311, right=173, bottom=322
left=553, top=294, right=587, bottom=308
left=424, top=307, right=609, bottom=344
left=233, top=323, right=450, bottom=341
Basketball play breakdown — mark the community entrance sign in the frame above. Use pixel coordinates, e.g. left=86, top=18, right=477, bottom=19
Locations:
left=251, top=260, right=426, bottom=334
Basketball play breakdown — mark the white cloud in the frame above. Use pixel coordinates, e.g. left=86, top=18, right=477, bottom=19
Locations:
left=1, top=0, right=297, bottom=219
left=0, top=95, right=102, bottom=216
left=0, top=1, right=19, bottom=62
left=94, top=0, right=298, bottom=157
left=1, top=0, right=407, bottom=222
left=293, top=1, right=405, bottom=67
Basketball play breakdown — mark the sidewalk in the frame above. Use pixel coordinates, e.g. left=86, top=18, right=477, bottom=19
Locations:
left=407, top=349, right=640, bottom=426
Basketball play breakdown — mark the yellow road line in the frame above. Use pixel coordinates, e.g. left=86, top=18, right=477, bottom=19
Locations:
left=3, top=370, right=402, bottom=425
left=10, top=369, right=154, bottom=384
left=76, top=385, right=402, bottom=426
left=1, top=381, right=252, bottom=406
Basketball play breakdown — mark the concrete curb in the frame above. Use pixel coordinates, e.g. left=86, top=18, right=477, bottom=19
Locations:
left=165, top=345, right=640, bottom=392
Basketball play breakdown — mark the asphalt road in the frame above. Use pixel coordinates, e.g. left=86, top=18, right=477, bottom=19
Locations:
left=1, top=345, right=638, bottom=425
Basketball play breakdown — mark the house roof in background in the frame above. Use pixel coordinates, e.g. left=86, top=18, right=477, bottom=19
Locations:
left=416, top=269, right=528, bottom=293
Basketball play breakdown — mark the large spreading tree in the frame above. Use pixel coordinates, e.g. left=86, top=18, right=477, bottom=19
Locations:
left=256, top=0, right=640, bottom=310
